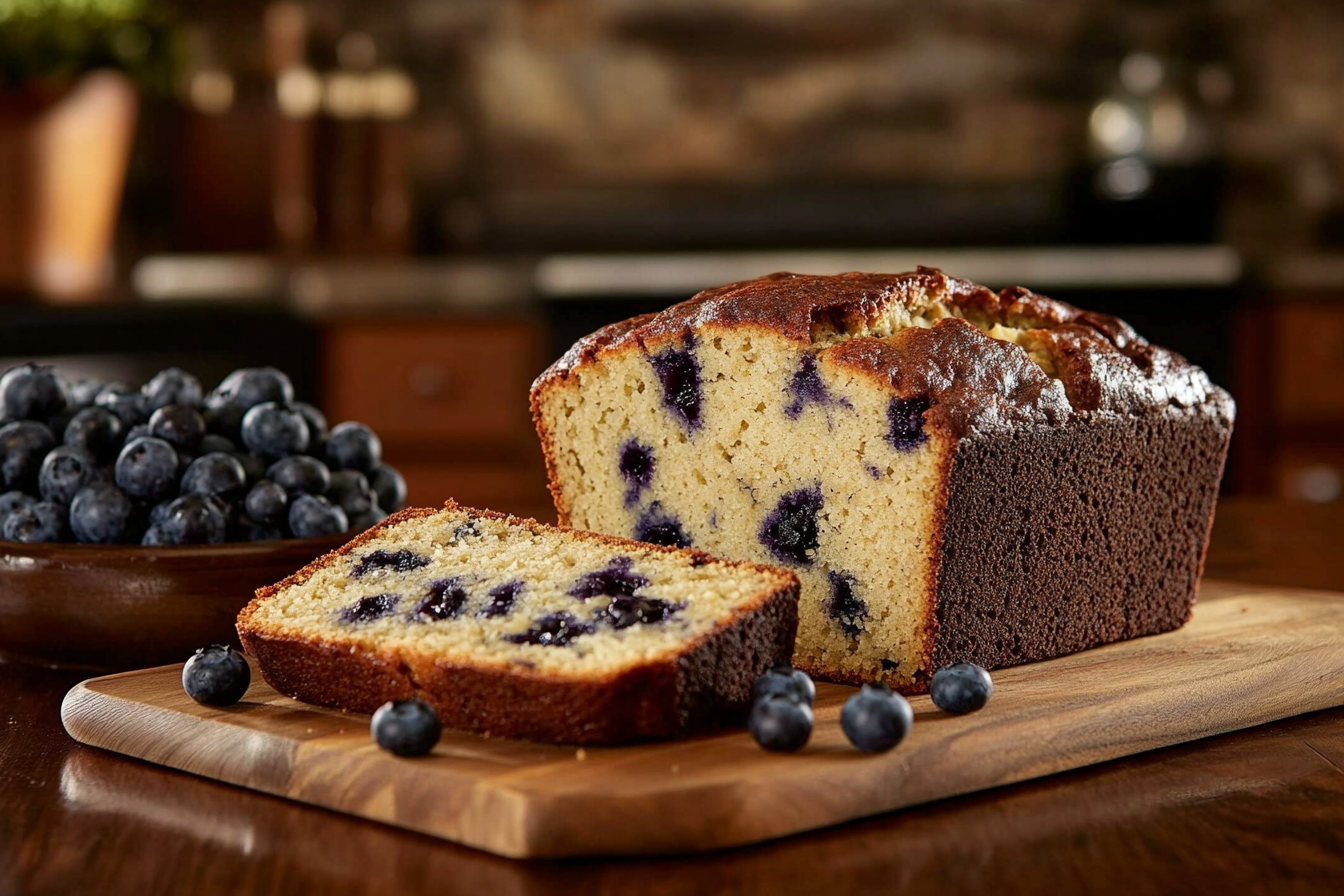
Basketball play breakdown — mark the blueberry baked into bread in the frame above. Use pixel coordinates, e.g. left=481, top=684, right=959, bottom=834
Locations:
left=530, top=268, right=1235, bottom=692
left=237, top=501, right=799, bottom=743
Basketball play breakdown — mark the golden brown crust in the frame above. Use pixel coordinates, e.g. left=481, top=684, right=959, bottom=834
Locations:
left=237, top=500, right=801, bottom=744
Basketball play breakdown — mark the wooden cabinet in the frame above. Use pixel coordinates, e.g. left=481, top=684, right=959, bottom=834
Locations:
left=1235, top=297, right=1344, bottom=503
left=322, top=318, right=556, bottom=522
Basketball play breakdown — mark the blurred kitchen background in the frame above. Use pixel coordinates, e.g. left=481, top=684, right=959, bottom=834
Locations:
left=2, top=0, right=1343, bottom=520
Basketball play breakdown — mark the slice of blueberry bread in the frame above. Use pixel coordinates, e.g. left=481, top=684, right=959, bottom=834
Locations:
left=236, top=501, right=799, bottom=744
left=530, top=268, right=1235, bottom=692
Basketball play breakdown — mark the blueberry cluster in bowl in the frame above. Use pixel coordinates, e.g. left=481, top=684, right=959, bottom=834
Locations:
left=0, top=363, right=405, bottom=545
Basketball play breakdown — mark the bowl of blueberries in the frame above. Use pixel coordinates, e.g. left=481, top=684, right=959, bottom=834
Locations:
left=0, top=363, right=407, bottom=670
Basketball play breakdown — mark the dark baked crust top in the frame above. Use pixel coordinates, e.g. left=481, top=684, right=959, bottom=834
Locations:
left=531, top=268, right=1234, bottom=440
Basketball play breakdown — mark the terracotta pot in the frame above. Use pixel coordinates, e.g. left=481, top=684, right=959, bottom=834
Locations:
left=0, top=70, right=138, bottom=301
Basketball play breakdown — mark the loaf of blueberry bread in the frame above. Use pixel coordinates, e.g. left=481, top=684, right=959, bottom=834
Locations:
left=236, top=501, right=799, bottom=743
left=530, top=268, right=1235, bottom=693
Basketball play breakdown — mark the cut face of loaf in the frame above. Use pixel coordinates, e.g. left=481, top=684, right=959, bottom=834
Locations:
left=530, top=269, right=1235, bottom=692
left=237, top=502, right=799, bottom=744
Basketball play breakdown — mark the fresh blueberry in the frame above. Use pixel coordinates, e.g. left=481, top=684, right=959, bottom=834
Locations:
left=0, top=490, right=37, bottom=528
left=267, top=455, right=330, bottom=496
left=294, top=402, right=328, bottom=453
left=151, top=493, right=229, bottom=545
left=202, top=402, right=245, bottom=441
left=142, top=368, right=203, bottom=410
left=748, top=695, right=813, bottom=753
left=244, top=479, right=289, bottom=527
left=148, top=404, right=207, bottom=455
left=0, top=363, right=69, bottom=422
left=180, top=452, right=248, bottom=501
left=141, top=525, right=170, bottom=545
left=887, top=395, right=931, bottom=452
left=347, top=507, right=388, bottom=532
left=759, top=486, right=823, bottom=566
left=182, top=644, right=251, bottom=706
left=325, top=421, right=381, bottom=473
left=198, top=434, right=237, bottom=455
left=242, top=522, right=284, bottom=542
left=209, top=367, right=294, bottom=412
left=123, top=423, right=150, bottom=445
left=1, top=501, right=68, bottom=543
left=930, top=662, right=994, bottom=714
left=752, top=666, right=816, bottom=707
left=327, top=469, right=377, bottom=517
left=38, top=446, right=101, bottom=506
left=840, top=683, right=914, bottom=753
left=235, top=451, right=268, bottom=485
left=69, top=483, right=143, bottom=544
left=367, top=464, right=406, bottom=513
left=371, top=698, right=441, bottom=757
left=648, top=343, right=703, bottom=432
left=94, top=383, right=149, bottom=427
left=503, top=612, right=595, bottom=646
left=241, top=402, right=309, bottom=460
left=1, top=420, right=56, bottom=494
left=115, top=436, right=180, bottom=502
left=68, top=378, right=104, bottom=408
left=63, top=406, right=125, bottom=462
left=288, top=493, right=348, bottom=538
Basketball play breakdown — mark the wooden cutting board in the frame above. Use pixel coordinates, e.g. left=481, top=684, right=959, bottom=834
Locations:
left=61, top=581, right=1344, bottom=859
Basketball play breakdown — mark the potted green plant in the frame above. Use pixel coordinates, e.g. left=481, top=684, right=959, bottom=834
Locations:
left=0, top=0, right=180, bottom=300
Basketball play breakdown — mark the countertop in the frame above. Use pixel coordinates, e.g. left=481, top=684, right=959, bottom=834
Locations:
left=3, top=496, right=1343, bottom=895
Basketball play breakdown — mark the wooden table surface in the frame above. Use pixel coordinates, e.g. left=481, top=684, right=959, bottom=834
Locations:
left=5, top=496, right=1344, bottom=895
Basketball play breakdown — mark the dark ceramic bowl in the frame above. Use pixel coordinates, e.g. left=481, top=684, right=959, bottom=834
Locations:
left=0, top=536, right=346, bottom=671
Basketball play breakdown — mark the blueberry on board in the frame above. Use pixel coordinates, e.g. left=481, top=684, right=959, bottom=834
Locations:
left=267, top=455, right=330, bottom=496
left=39, top=446, right=101, bottom=506
left=115, top=436, right=180, bottom=502
left=371, top=698, right=441, bottom=757
left=930, top=662, right=994, bottom=714
left=748, top=695, right=813, bottom=753
left=70, top=483, right=143, bottom=544
left=148, top=404, right=207, bottom=455
left=367, top=464, right=406, bottom=514
left=2, top=501, right=68, bottom=543
left=1, top=420, right=56, bottom=494
left=752, top=666, right=817, bottom=707
left=182, top=645, right=251, bottom=706
left=241, top=402, right=309, bottom=460
left=141, top=367, right=203, bottom=411
left=288, top=493, right=348, bottom=538
left=244, top=479, right=289, bottom=527
left=840, top=683, right=914, bottom=753
left=209, top=367, right=294, bottom=413
left=0, top=363, right=69, bottom=422
left=325, top=421, right=382, bottom=473
left=94, top=383, right=149, bottom=428
left=152, top=493, right=229, bottom=545
left=64, top=406, right=126, bottom=462
left=180, top=452, right=248, bottom=501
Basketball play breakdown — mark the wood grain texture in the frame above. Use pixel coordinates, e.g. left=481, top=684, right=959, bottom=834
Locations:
left=60, top=581, right=1344, bottom=859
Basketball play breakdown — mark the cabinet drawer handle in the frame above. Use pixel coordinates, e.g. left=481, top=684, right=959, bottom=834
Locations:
left=408, top=361, right=454, bottom=400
